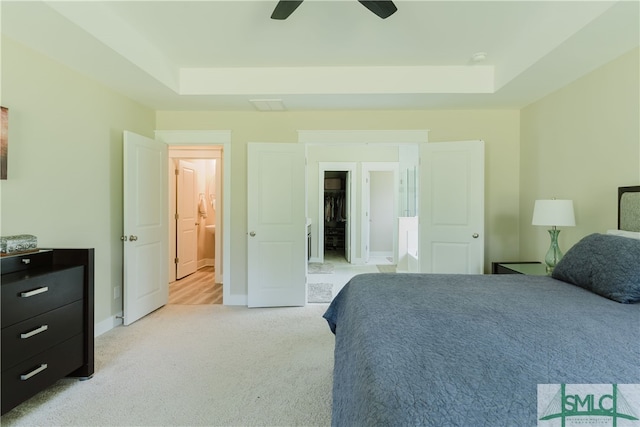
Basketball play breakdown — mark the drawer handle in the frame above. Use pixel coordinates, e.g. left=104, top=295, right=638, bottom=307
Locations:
left=20, top=286, right=49, bottom=298
left=20, top=364, right=48, bottom=381
left=20, top=325, right=49, bottom=339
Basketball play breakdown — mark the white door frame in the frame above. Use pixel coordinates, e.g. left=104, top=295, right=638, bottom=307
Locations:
left=168, top=152, right=223, bottom=284
left=300, top=130, right=429, bottom=267
left=361, top=162, right=400, bottom=264
left=155, top=131, right=237, bottom=305
left=318, top=162, right=357, bottom=264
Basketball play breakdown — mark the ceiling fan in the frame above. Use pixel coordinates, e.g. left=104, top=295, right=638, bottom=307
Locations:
left=271, top=0, right=398, bottom=20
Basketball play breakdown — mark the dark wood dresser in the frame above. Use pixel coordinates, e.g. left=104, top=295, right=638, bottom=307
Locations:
left=1, top=248, right=94, bottom=414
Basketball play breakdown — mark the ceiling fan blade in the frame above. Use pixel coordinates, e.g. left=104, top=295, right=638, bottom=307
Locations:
left=357, top=0, right=397, bottom=19
left=271, top=0, right=304, bottom=20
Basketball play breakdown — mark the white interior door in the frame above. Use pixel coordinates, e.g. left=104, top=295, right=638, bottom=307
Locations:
left=123, top=131, right=168, bottom=325
left=362, top=171, right=371, bottom=264
left=361, top=170, right=371, bottom=264
left=419, top=140, right=484, bottom=274
left=176, top=160, right=198, bottom=279
left=247, top=143, right=306, bottom=307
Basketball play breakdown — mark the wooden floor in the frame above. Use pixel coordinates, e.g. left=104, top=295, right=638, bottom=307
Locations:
left=169, top=266, right=222, bottom=305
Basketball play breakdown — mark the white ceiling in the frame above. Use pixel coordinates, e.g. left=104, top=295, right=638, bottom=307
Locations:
left=2, top=0, right=638, bottom=111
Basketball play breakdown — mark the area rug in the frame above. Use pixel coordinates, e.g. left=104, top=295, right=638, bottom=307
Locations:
left=308, top=262, right=334, bottom=274
left=377, top=264, right=397, bottom=273
left=308, top=283, right=333, bottom=303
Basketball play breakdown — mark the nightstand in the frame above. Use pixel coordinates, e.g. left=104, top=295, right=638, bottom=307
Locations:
left=492, top=262, right=549, bottom=276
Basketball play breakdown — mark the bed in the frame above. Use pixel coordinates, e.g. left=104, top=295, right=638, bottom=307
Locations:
left=323, top=186, right=640, bottom=426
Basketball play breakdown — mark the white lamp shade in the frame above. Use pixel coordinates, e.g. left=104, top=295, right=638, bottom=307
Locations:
left=532, top=199, right=576, bottom=227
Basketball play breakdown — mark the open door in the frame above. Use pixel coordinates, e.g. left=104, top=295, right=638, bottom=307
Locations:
left=419, top=140, right=484, bottom=274
left=176, top=160, right=198, bottom=279
left=362, top=171, right=371, bottom=264
left=247, top=143, right=306, bottom=307
left=123, top=131, right=168, bottom=325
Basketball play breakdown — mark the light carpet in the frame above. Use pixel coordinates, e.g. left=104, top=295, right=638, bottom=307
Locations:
left=376, top=264, right=397, bottom=273
left=1, top=304, right=335, bottom=426
left=308, top=283, right=333, bottom=303
left=308, top=262, right=334, bottom=274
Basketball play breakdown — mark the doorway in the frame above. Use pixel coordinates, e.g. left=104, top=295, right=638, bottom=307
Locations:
left=318, top=162, right=356, bottom=264
left=323, top=171, right=348, bottom=261
left=155, top=130, right=233, bottom=305
left=368, top=171, right=395, bottom=261
left=168, top=147, right=223, bottom=304
left=362, top=162, right=400, bottom=265
left=169, top=267, right=221, bottom=304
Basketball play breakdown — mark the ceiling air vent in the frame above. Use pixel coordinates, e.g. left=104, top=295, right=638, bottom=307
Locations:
left=249, top=99, right=286, bottom=111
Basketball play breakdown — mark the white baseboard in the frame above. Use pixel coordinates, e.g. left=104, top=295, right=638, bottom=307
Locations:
left=94, top=312, right=123, bottom=337
left=310, top=256, right=364, bottom=265
left=224, top=294, right=247, bottom=306
left=370, top=251, right=393, bottom=258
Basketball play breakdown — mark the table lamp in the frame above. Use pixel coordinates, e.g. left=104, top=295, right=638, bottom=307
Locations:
left=532, top=199, right=575, bottom=273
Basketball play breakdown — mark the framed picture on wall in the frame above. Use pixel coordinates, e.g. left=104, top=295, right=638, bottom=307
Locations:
left=1, top=106, right=7, bottom=180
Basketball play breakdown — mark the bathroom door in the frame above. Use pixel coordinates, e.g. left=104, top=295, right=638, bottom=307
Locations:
left=176, top=160, right=198, bottom=279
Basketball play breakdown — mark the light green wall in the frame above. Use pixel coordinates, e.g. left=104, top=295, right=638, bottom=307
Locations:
left=0, top=36, right=156, bottom=325
left=8, top=30, right=636, bottom=315
left=2, top=30, right=636, bottom=321
left=520, top=47, right=640, bottom=262
left=156, top=110, right=521, bottom=293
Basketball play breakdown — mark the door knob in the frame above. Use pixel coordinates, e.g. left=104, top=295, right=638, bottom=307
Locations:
left=472, top=233, right=479, bottom=239
left=120, top=236, right=128, bottom=241
left=129, top=235, right=138, bottom=241
left=249, top=231, right=256, bottom=237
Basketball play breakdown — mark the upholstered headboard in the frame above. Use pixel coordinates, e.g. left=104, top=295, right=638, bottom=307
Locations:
left=618, top=186, right=640, bottom=232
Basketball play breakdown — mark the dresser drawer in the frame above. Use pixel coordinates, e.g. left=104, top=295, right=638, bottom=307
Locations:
left=1, top=333, right=84, bottom=414
left=1, top=266, right=84, bottom=327
left=2, top=300, right=84, bottom=371
left=0, top=250, right=53, bottom=275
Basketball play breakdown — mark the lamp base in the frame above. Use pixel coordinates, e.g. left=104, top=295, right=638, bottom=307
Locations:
left=544, top=228, right=563, bottom=273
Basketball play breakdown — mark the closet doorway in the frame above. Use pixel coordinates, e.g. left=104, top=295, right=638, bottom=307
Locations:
left=168, top=146, right=223, bottom=304
left=318, top=163, right=356, bottom=264
left=362, top=162, right=399, bottom=264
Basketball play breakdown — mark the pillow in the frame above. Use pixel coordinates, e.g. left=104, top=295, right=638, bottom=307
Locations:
left=552, top=233, right=640, bottom=303
left=606, top=229, right=640, bottom=240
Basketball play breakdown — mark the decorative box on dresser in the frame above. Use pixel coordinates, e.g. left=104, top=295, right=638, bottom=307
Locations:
left=1, top=248, right=94, bottom=414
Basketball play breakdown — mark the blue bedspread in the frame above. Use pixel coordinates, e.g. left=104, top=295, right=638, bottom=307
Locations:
left=323, top=273, right=640, bottom=426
